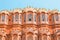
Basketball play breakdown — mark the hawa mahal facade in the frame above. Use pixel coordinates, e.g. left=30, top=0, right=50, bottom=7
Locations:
left=0, top=7, right=60, bottom=40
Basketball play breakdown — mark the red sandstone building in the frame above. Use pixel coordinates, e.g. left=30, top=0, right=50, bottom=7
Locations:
left=0, top=7, right=60, bottom=40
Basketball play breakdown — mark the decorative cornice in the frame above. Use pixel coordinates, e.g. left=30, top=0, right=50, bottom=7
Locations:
left=23, top=6, right=37, bottom=12
left=12, top=8, right=22, bottom=13
left=38, top=8, right=47, bottom=13
left=0, top=7, right=60, bottom=14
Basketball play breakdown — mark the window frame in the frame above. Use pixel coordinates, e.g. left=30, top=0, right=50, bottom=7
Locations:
left=34, top=14, right=36, bottom=22
left=13, top=34, right=18, bottom=40
left=1, top=14, right=5, bottom=22
left=24, top=14, right=26, bottom=22
left=15, top=13, right=19, bottom=22
left=27, top=35, right=33, bottom=40
left=54, top=14, right=59, bottom=21
left=41, top=13, right=45, bottom=21
left=28, top=14, right=33, bottom=21
left=42, top=34, right=47, bottom=40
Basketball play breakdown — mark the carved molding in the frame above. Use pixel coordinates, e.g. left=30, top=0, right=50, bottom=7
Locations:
left=0, top=28, right=6, bottom=36
left=39, top=27, right=50, bottom=35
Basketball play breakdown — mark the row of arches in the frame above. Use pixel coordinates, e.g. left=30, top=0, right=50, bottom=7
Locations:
left=0, top=28, right=60, bottom=40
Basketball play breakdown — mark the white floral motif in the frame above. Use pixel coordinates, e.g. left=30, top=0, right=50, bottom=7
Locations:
left=27, top=27, right=33, bottom=32
left=40, top=28, right=49, bottom=34
left=11, top=29, right=21, bottom=35
left=0, top=28, right=6, bottom=36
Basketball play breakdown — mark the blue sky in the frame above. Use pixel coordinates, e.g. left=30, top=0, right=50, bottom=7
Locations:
left=0, top=0, right=60, bottom=10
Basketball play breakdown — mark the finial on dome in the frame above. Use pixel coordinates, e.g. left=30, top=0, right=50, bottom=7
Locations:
left=27, top=5, right=32, bottom=8
left=38, top=8, right=41, bottom=10
left=34, top=8, right=38, bottom=10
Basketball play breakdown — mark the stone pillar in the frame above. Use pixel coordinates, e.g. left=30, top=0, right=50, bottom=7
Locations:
left=42, top=34, right=47, bottom=40
left=26, top=35, right=27, bottom=40
left=33, top=35, right=35, bottom=40
left=18, top=35, right=21, bottom=40
left=51, top=34, right=54, bottom=40
left=39, top=34, right=42, bottom=40
left=33, top=35, right=38, bottom=40
left=12, top=35, right=13, bottom=40
left=2, top=36, right=5, bottom=40
left=26, top=34, right=33, bottom=40
left=22, top=35, right=26, bottom=40
left=47, top=35, right=51, bottom=40
left=12, top=34, right=18, bottom=40
left=6, top=34, right=11, bottom=40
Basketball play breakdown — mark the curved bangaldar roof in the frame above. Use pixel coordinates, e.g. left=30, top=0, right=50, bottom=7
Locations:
left=0, top=10, right=9, bottom=15
left=47, top=10, right=53, bottom=15
left=52, top=9, right=59, bottom=14
left=23, top=6, right=37, bottom=12
left=38, top=8, right=47, bottom=13
left=12, top=8, right=22, bottom=14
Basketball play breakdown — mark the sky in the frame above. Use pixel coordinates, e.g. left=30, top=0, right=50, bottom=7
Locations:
left=0, top=0, right=60, bottom=11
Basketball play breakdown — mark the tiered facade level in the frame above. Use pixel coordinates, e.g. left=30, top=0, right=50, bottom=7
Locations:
left=0, top=7, right=60, bottom=40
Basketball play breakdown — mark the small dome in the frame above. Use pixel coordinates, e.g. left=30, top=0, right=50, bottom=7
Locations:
left=12, top=8, right=22, bottom=13
left=52, top=9, right=59, bottom=14
left=23, top=6, right=37, bottom=12
left=38, top=8, right=47, bottom=13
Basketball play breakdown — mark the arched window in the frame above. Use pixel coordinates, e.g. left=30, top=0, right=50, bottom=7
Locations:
left=22, top=35, right=26, bottom=40
left=47, top=36, right=51, bottom=40
left=28, top=14, right=33, bottom=21
left=35, top=36, right=38, bottom=40
left=15, top=14, right=19, bottom=21
left=42, top=35, right=47, bottom=40
left=19, top=36, right=21, bottom=40
left=55, top=14, right=59, bottom=21
left=42, top=14, right=45, bottom=21
left=57, top=35, right=60, bottom=40
left=0, top=35, right=2, bottom=40
left=39, top=35, right=42, bottom=40
left=1, top=15, right=5, bottom=22
left=27, top=35, right=33, bottom=40
left=13, top=34, right=18, bottom=40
